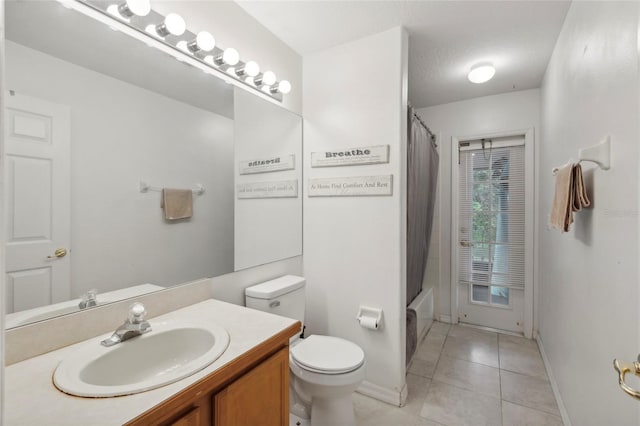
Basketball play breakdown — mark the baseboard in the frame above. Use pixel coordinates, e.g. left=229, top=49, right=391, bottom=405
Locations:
left=535, top=333, right=572, bottom=426
left=438, top=314, right=452, bottom=324
left=356, top=380, right=405, bottom=407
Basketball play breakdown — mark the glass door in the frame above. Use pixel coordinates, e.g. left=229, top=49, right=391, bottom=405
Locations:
left=457, top=137, right=526, bottom=333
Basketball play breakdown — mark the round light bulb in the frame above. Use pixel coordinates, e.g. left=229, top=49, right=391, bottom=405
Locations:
left=244, top=61, right=260, bottom=77
left=123, top=0, right=150, bottom=17
left=262, top=71, right=277, bottom=86
left=278, top=80, right=292, bottom=94
left=222, top=48, right=240, bottom=66
left=195, top=31, right=215, bottom=52
left=164, top=13, right=186, bottom=36
left=468, top=64, right=495, bottom=84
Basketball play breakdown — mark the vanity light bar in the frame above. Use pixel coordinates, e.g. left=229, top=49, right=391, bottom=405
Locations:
left=67, top=0, right=291, bottom=101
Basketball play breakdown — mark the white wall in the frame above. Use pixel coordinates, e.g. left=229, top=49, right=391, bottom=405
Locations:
left=418, top=89, right=540, bottom=321
left=303, top=27, right=408, bottom=403
left=234, top=89, right=302, bottom=270
left=6, top=41, right=235, bottom=299
left=538, top=2, right=639, bottom=425
left=153, top=1, right=302, bottom=115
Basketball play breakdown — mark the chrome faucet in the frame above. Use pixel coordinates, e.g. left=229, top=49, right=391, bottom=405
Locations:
left=101, top=302, right=151, bottom=347
left=78, top=289, right=97, bottom=310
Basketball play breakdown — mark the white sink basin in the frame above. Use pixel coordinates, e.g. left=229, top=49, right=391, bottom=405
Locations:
left=53, top=319, right=230, bottom=397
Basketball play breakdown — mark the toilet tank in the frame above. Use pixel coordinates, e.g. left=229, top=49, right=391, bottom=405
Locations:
left=245, top=275, right=306, bottom=324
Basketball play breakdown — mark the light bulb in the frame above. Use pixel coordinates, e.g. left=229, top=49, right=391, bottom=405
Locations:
left=222, top=48, right=240, bottom=66
left=117, top=0, right=151, bottom=17
left=244, top=61, right=260, bottom=77
left=188, top=31, right=215, bottom=53
left=468, top=64, right=495, bottom=84
left=261, top=71, right=276, bottom=86
left=235, top=60, right=260, bottom=78
left=155, top=13, right=186, bottom=37
left=270, top=80, right=292, bottom=95
left=277, top=80, right=291, bottom=94
left=197, top=31, right=216, bottom=51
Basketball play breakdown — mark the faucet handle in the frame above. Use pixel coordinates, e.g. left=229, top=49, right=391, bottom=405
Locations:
left=128, top=302, right=147, bottom=324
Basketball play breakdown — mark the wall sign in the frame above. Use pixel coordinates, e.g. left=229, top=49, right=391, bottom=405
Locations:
left=308, top=175, right=393, bottom=197
left=239, top=154, right=295, bottom=175
left=311, top=145, right=389, bottom=167
left=237, top=180, right=298, bottom=199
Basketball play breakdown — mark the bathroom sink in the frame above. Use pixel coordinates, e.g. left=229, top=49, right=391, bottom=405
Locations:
left=53, top=319, right=230, bottom=397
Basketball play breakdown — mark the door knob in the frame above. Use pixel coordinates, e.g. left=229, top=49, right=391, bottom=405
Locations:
left=613, top=355, right=640, bottom=399
left=47, top=248, right=67, bottom=259
left=460, top=240, right=474, bottom=248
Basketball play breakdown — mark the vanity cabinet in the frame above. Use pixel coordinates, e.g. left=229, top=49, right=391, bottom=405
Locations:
left=126, top=324, right=297, bottom=426
left=214, top=348, right=289, bottom=426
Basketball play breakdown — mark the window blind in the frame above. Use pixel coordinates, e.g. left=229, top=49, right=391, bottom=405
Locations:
left=458, top=136, right=525, bottom=290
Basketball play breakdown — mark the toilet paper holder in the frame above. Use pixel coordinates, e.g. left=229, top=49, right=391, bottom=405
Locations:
left=356, top=306, right=383, bottom=330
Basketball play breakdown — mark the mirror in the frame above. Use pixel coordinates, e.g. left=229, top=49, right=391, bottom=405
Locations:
left=4, top=1, right=302, bottom=328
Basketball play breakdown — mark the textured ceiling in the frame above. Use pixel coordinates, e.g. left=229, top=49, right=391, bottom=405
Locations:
left=237, top=1, right=571, bottom=108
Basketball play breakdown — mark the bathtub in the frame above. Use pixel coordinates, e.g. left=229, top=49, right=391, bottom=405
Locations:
left=408, top=286, right=434, bottom=343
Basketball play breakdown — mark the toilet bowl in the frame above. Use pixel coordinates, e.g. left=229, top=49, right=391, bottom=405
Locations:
left=244, top=275, right=366, bottom=426
left=289, top=335, right=365, bottom=426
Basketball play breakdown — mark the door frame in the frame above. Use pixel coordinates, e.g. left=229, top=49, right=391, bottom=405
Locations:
left=450, top=128, right=534, bottom=338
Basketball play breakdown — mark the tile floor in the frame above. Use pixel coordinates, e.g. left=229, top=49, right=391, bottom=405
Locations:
left=353, top=322, right=563, bottom=426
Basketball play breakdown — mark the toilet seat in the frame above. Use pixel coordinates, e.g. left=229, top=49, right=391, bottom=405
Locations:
left=290, top=335, right=365, bottom=375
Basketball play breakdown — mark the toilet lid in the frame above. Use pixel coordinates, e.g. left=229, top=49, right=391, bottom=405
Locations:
left=291, top=335, right=365, bottom=374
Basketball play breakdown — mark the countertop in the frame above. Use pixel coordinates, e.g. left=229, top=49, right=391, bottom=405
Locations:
left=4, top=299, right=299, bottom=426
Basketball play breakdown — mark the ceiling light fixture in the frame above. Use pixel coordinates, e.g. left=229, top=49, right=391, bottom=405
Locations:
left=468, top=63, right=496, bottom=84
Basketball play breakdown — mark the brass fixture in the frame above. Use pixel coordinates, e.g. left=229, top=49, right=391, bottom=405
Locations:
left=47, top=248, right=67, bottom=259
left=613, top=355, right=640, bottom=399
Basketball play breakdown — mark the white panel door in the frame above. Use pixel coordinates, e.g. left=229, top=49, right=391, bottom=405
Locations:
left=4, top=92, right=71, bottom=313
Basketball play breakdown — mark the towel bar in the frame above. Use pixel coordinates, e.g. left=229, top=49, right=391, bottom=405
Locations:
left=552, top=136, right=611, bottom=175
left=139, top=181, right=205, bottom=195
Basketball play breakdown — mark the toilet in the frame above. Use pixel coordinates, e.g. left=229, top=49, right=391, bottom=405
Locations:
left=245, top=275, right=365, bottom=426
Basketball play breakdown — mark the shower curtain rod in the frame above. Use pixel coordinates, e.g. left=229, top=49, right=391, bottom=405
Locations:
left=409, top=105, right=438, bottom=147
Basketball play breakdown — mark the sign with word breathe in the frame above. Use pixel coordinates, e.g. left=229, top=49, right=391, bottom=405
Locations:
left=239, top=154, right=295, bottom=175
left=308, top=175, right=393, bottom=197
left=237, top=180, right=298, bottom=199
left=311, top=145, right=389, bottom=167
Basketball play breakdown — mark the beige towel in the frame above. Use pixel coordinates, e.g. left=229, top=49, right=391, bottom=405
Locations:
left=161, top=188, right=193, bottom=220
left=550, top=162, right=591, bottom=232
left=572, top=164, right=591, bottom=212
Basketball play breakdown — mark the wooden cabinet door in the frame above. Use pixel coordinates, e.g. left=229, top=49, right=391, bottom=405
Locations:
left=214, top=348, right=289, bottom=426
left=168, top=406, right=201, bottom=426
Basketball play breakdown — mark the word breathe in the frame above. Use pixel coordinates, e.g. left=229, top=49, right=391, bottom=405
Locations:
left=248, top=157, right=281, bottom=167
left=325, top=149, right=371, bottom=158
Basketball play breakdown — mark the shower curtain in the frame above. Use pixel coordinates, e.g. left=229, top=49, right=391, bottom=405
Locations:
left=406, top=107, right=439, bottom=306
